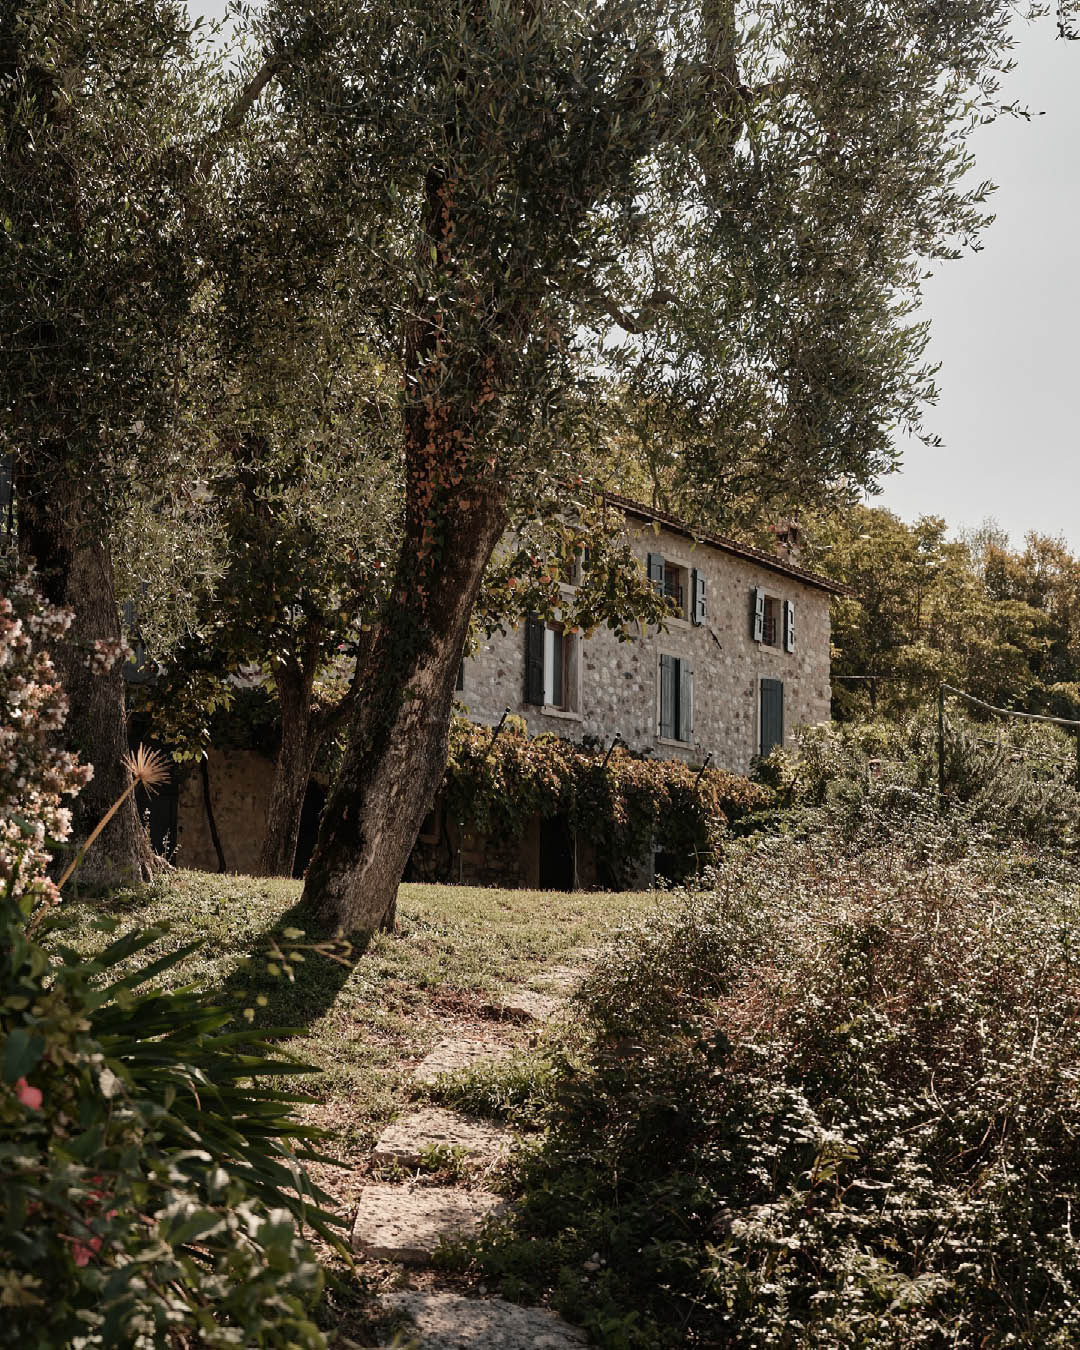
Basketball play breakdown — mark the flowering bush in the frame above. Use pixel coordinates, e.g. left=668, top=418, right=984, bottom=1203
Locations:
left=444, top=715, right=773, bottom=885
left=0, top=565, right=91, bottom=917
left=0, top=565, right=331, bottom=1347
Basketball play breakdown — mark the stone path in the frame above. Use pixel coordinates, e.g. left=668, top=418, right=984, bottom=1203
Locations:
left=483, top=988, right=561, bottom=1024
left=413, top=1035, right=509, bottom=1086
left=350, top=952, right=595, bottom=1348
left=372, top=1107, right=509, bottom=1168
left=352, top=1183, right=505, bottom=1264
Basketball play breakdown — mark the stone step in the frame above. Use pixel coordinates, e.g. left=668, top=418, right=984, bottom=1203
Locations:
left=484, top=989, right=561, bottom=1024
left=414, top=1036, right=509, bottom=1086
left=351, top=1184, right=506, bottom=1264
left=381, top=1290, right=586, bottom=1349
left=373, top=1107, right=509, bottom=1168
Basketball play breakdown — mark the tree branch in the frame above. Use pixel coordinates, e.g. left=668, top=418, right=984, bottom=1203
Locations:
left=197, top=48, right=292, bottom=178
left=597, top=288, right=678, bottom=335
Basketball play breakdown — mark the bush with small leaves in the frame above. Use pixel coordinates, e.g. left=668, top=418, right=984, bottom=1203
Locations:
left=469, top=823, right=1080, bottom=1346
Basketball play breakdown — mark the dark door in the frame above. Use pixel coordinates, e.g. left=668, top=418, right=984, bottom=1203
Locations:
left=539, top=813, right=574, bottom=891
left=760, top=679, right=784, bottom=757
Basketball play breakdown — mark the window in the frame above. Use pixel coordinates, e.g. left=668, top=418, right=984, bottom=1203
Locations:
left=751, top=589, right=795, bottom=651
left=762, top=596, right=778, bottom=647
left=648, top=553, right=707, bottom=624
left=524, top=616, right=581, bottom=713
left=658, top=654, right=693, bottom=743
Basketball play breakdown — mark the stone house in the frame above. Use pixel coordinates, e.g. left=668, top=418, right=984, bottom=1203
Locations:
left=409, top=494, right=842, bottom=889
left=461, top=494, right=840, bottom=771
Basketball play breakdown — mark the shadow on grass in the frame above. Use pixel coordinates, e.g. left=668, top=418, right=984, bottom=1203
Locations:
left=209, top=896, right=371, bottom=1036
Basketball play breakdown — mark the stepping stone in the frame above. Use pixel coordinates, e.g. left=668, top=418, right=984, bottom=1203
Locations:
left=373, top=1108, right=509, bottom=1168
left=484, top=989, right=561, bottom=1024
left=414, top=1036, right=509, bottom=1085
left=382, top=1290, right=586, bottom=1349
left=352, top=1184, right=505, bottom=1264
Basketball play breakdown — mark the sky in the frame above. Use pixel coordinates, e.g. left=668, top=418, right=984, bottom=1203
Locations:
left=877, top=24, right=1080, bottom=549
left=187, top=3, right=1078, bottom=547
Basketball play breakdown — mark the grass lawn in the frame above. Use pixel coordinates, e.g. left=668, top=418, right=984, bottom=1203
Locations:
left=62, top=870, right=657, bottom=1344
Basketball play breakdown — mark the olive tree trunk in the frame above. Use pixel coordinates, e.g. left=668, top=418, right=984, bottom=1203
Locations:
left=17, top=468, right=154, bottom=885
left=301, top=481, right=505, bottom=935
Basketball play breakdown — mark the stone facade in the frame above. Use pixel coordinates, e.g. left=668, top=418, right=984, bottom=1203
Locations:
left=461, top=501, right=838, bottom=774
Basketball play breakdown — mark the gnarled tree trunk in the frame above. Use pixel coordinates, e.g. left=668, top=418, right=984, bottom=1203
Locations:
left=17, top=465, right=154, bottom=885
left=300, top=480, right=506, bottom=934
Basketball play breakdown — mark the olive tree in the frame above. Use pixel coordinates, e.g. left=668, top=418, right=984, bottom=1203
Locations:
left=234, top=0, right=1078, bottom=935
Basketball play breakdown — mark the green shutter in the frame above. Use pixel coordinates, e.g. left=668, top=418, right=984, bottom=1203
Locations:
left=692, top=569, right=707, bottom=625
left=550, top=628, right=565, bottom=707
left=752, top=587, right=765, bottom=642
left=784, top=599, right=796, bottom=653
left=648, top=552, right=665, bottom=591
left=760, top=679, right=784, bottom=756
left=659, top=654, right=675, bottom=738
left=524, top=617, right=545, bottom=705
left=678, top=661, right=693, bottom=742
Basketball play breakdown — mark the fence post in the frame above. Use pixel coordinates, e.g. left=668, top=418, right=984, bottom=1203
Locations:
left=937, top=685, right=946, bottom=805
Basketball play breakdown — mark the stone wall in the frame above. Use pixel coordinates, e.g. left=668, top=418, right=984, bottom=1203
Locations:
left=175, top=748, right=273, bottom=875
left=462, top=518, right=833, bottom=773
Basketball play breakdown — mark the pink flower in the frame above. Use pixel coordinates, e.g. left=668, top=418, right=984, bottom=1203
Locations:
left=15, top=1077, right=43, bottom=1110
left=71, top=1236, right=102, bottom=1267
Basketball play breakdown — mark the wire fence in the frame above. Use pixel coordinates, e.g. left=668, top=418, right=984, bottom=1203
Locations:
left=937, top=683, right=1080, bottom=794
left=832, top=674, right=1080, bottom=793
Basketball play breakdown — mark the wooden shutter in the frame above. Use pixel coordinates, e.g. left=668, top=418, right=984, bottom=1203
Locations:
left=691, top=569, right=707, bottom=625
left=524, top=617, right=545, bottom=705
left=784, top=599, right=796, bottom=653
left=659, top=654, right=675, bottom=738
left=760, top=679, right=784, bottom=757
left=648, top=552, right=665, bottom=591
left=678, top=661, right=694, bottom=742
left=550, top=628, right=565, bottom=707
left=752, top=587, right=766, bottom=642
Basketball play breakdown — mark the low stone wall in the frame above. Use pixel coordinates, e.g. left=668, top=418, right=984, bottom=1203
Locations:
left=175, top=748, right=273, bottom=875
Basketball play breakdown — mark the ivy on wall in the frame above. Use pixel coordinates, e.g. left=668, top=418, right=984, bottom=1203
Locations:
left=443, top=716, right=773, bottom=884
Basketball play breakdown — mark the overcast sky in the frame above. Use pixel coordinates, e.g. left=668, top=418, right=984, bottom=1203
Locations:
left=188, top=3, right=1077, bottom=547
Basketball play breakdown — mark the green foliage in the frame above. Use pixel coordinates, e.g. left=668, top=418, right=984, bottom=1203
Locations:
left=766, top=712, right=1080, bottom=852
left=0, top=563, right=333, bottom=1346
left=0, top=895, right=332, bottom=1347
left=445, top=716, right=772, bottom=885
left=468, top=828, right=1080, bottom=1346
left=807, top=505, right=1080, bottom=721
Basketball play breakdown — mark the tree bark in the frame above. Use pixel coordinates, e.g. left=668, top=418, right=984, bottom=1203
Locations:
left=301, top=480, right=506, bottom=935
left=17, top=466, right=154, bottom=885
left=258, top=659, right=320, bottom=878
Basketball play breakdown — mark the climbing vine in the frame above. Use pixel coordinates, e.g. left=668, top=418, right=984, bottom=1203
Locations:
left=443, top=716, right=773, bottom=885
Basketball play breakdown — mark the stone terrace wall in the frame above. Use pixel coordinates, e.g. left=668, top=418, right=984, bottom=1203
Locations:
left=462, top=518, right=832, bottom=773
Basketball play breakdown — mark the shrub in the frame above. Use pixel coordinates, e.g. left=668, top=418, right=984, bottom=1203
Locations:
left=0, top=567, right=333, bottom=1347
left=470, top=827, right=1080, bottom=1347
left=764, top=711, right=1080, bottom=852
